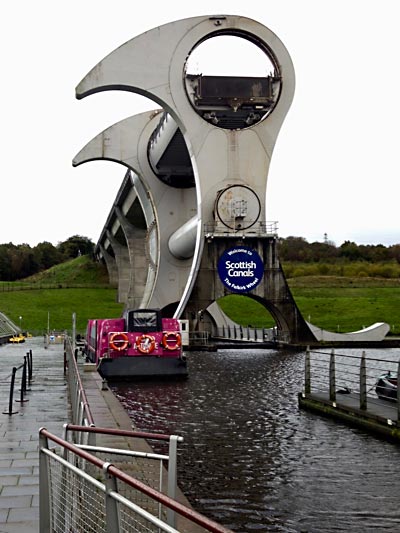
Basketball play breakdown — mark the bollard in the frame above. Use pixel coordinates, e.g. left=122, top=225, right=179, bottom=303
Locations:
left=29, top=349, right=33, bottom=380
left=2, top=367, right=19, bottom=415
left=16, top=357, right=29, bottom=403
left=27, top=350, right=33, bottom=383
left=23, top=355, right=31, bottom=392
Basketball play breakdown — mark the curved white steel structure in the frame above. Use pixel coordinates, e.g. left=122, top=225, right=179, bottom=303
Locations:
left=75, top=14, right=296, bottom=321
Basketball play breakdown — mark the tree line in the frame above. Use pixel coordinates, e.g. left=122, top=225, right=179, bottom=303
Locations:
left=279, top=237, right=400, bottom=264
left=1, top=235, right=399, bottom=282
left=0, top=235, right=94, bottom=281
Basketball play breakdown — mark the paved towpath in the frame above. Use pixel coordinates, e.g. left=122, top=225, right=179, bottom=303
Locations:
left=0, top=337, right=220, bottom=533
left=0, top=337, right=69, bottom=533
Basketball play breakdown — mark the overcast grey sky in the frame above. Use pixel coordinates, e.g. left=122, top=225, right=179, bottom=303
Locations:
left=1, top=0, right=399, bottom=247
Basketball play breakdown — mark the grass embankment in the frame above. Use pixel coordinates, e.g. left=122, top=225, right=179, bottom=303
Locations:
left=0, top=256, right=399, bottom=336
left=0, top=256, right=123, bottom=334
left=218, top=276, right=400, bottom=335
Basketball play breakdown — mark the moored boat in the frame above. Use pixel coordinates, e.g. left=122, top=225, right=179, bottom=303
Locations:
left=83, top=308, right=187, bottom=380
left=375, top=371, right=398, bottom=401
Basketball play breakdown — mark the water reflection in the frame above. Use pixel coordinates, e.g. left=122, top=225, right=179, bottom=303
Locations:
left=112, top=348, right=400, bottom=532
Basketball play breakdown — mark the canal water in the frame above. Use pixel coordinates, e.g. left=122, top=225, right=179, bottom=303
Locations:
left=112, top=348, right=400, bottom=533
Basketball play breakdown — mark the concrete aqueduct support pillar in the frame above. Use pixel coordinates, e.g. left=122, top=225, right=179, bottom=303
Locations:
left=74, top=14, right=317, bottom=344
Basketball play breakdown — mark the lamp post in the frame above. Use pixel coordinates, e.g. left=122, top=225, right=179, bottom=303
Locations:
left=19, top=316, right=22, bottom=333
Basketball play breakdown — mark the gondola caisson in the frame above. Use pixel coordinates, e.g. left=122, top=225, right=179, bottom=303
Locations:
left=83, top=308, right=187, bottom=380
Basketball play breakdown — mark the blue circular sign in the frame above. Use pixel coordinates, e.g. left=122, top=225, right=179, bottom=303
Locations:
left=218, top=246, right=264, bottom=293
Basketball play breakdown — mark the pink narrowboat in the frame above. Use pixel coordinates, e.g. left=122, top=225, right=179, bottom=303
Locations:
left=84, top=308, right=187, bottom=380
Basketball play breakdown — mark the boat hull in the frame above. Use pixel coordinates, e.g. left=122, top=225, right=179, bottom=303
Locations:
left=375, top=376, right=398, bottom=401
left=97, top=355, right=188, bottom=380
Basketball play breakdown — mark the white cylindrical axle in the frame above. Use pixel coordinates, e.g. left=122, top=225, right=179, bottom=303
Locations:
left=168, top=216, right=198, bottom=259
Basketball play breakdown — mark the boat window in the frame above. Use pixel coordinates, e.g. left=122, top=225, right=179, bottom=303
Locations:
left=127, top=310, right=161, bottom=332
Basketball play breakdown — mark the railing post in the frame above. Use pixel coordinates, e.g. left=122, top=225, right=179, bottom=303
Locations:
left=104, top=465, right=120, bottom=533
left=58, top=426, right=69, bottom=531
left=16, top=358, right=29, bottom=404
left=88, top=424, right=97, bottom=447
left=304, top=347, right=311, bottom=394
left=360, top=351, right=367, bottom=410
left=76, top=389, right=83, bottom=427
left=329, top=349, right=336, bottom=402
left=29, top=349, right=33, bottom=381
left=39, top=431, right=52, bottom=533
left=166, top=435, right=179, bottom=528
left=64, top=340, right=68, bottom=375
left=3, top=367, right=19, bottom=415
left=26, top=351, right=32, bottom=383
left=397, top=359, right=400, bottom=421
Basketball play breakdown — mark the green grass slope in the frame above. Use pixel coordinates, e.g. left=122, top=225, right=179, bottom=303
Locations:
left=218, top=276, right=400, bottom=335
left=0, top=258, right=399, bottom=336
left=23, top=255, right=111, bottom=285
left=0, top=256, right=122, bottom=335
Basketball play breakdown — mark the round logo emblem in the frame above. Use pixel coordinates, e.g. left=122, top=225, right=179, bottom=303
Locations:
left=217, top=247, right=263, bottom=293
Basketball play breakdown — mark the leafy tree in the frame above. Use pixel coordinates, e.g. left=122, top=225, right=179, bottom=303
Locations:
left=389, top=244, right=400, bottom=264
left=278, top=236, right=312, bottom=261
left=9, top=244, right=38, bottom=280
left=57, top=235, right=94, bottom=260
left=339, top=241, right=364, bottom=261
left=0, top=243, right=13, bottom=280
left=34, top=241, right=61, bottom=270
left=309, top=241, right=338, bottom=262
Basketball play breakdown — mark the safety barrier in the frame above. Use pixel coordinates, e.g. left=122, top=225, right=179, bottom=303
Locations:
left=189, top=331, right=210, bottom=347
left=39, top=428, right=234, bottom=533
left=214, top=325, right=290, bottom=344
left=63, top=336, right=95, bottom=442
left=2, top=350, right=33, bottom=415
left=61, top=424, right=182, bottom=526
left=204, top=221, right=278, bottom=236
left=303, top=348, right=400, bottom=418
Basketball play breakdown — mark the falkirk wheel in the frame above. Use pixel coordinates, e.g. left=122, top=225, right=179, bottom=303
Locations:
left=73, top=14, right=316, bottom=344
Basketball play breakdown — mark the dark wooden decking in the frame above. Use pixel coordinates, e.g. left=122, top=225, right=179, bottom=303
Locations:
left=299, top=391, right=400, bottom=442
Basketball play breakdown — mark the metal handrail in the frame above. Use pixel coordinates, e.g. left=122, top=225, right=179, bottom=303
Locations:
left=39, top=428, right=234, bottom=533
left=64, top=424, right=183, bottom=442
left=64, top=336, right=95, bottom=427
left=303, top=347, right=400, bottom=416
left=62, top=424, right=183, bottom=527
left=204, top=221, right=278, bottom=237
